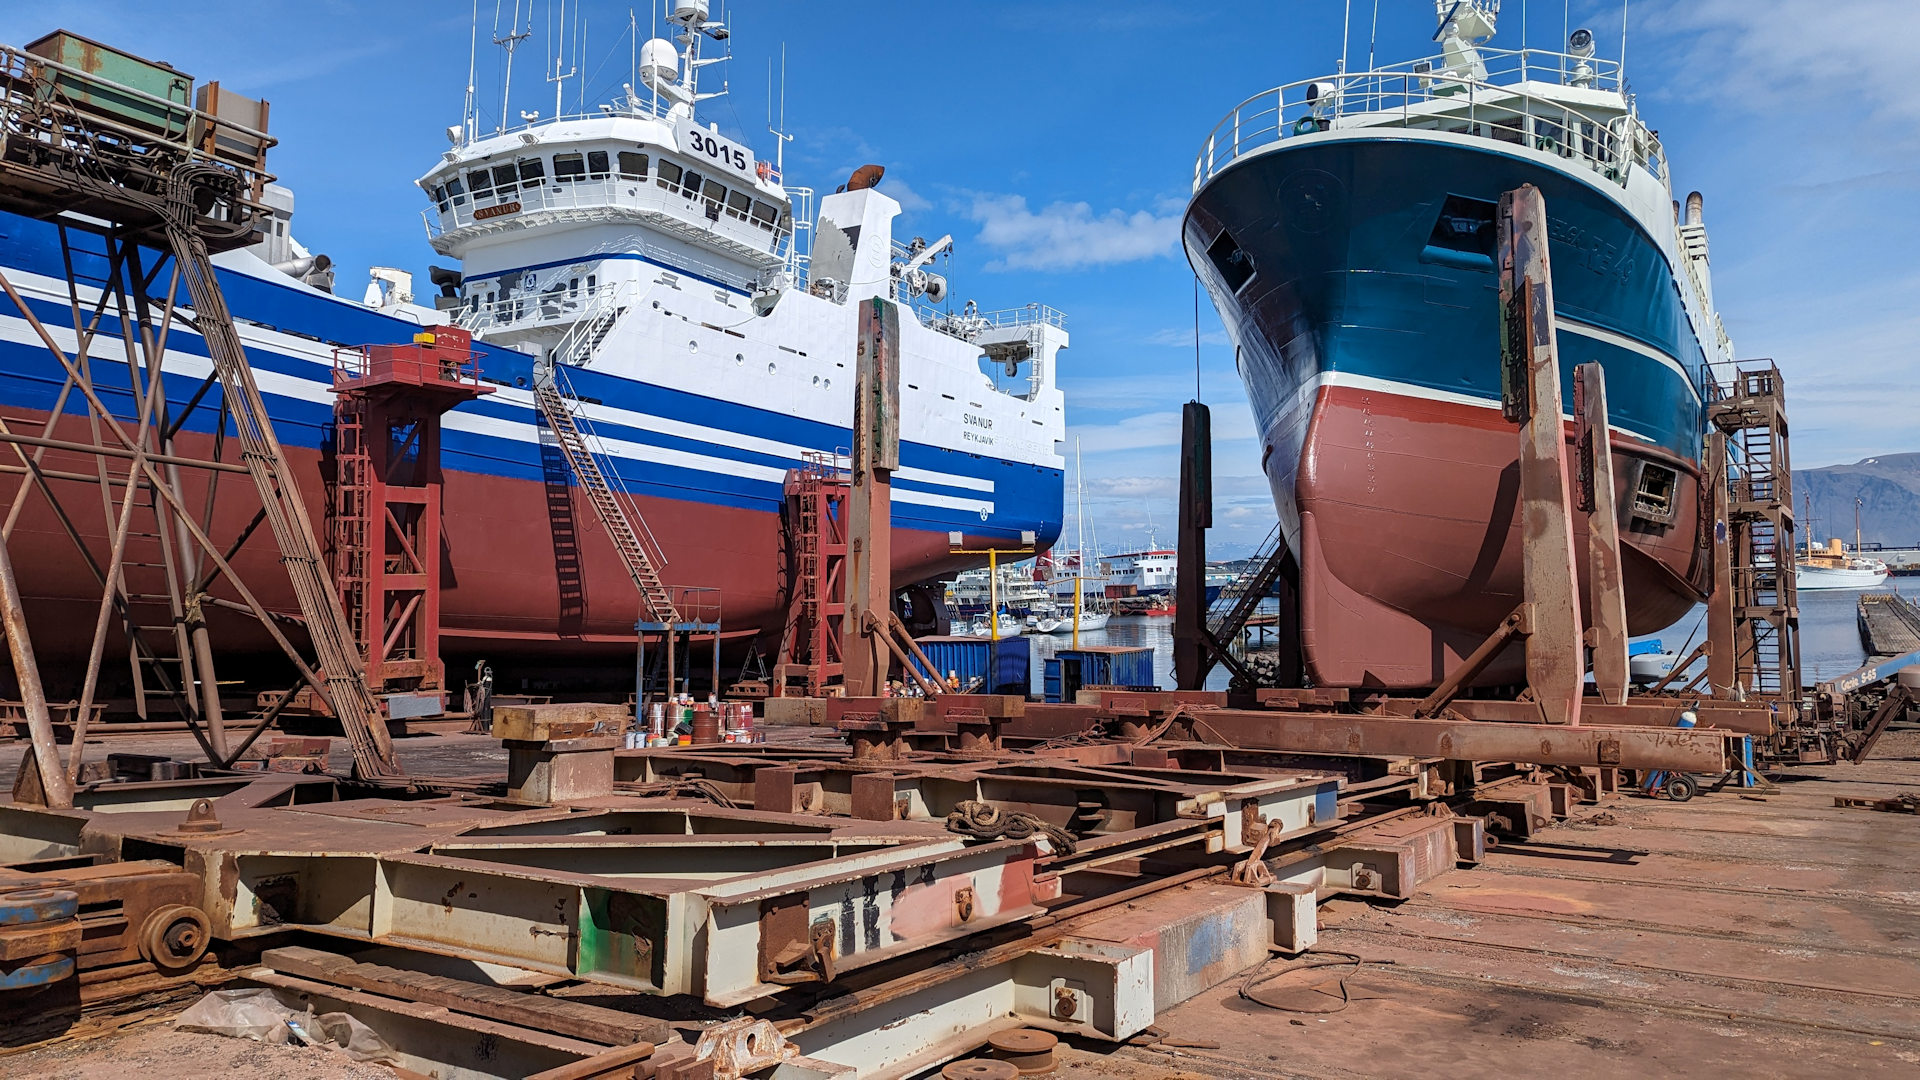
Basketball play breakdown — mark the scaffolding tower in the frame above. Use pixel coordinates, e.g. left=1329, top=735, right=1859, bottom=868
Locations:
left=1706, top=361, right=1802, bottom=716
left=0, top=34, right=401, bottom=793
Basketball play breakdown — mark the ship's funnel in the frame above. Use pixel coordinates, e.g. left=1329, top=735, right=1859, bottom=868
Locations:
left=1685, top=191, right=1704, bottom=227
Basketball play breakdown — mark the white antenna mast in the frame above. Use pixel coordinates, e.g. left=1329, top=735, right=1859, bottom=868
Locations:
left=767, top=43, right=792, bottom=176
left=494, top=0, right=533, bottom=133
left=547, top=0, right=576, bottom=120
left=464, top=0, right=479, bottom=141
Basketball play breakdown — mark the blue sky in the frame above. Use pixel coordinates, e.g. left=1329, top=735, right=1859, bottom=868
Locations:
left=6, top=1, right=1914, bottom=559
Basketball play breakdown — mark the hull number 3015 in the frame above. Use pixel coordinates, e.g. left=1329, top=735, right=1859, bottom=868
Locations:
left=675, top=121, right=756, bottom=180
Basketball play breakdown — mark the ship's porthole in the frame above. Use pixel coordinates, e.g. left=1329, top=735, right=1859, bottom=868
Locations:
left=735, top=353, right=744, bottom=364
left=823, top=378, right=831, bottom=389
left=689, top=340, right=698, bottom=353
left=812, top=375, right=820, bottom=387
left=652, top=300, right=661, bottom=310
left=768, top=362, right=777, bottom=374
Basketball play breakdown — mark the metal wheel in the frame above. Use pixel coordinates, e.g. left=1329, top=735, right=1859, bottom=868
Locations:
left=1663, top=774, right=1698, bottom=803
left=138, top=904, right=211, bottom=973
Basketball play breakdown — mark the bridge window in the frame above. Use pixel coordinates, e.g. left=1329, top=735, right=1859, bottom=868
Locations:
left=553, top=152, right=586, bottom=182
left=444, top=176, right=465, bottom=206
left=681, top=168, right=705, bottom=199
left=618, top=152, right=648, bottom=179
left=468, top=168, right=493, bottom=198
left=518, top=157, right=545, bottom=184
left=750, top=200, right=777, bottom=229
left=726, top=189, right=751, bottom=221
left=587, top=150, right=610, bottom=179
left=656, top=159, right=682, bottom=191
left=490, top=163, right=518, bottom=197
left=431, top=184, right=448, bottom=211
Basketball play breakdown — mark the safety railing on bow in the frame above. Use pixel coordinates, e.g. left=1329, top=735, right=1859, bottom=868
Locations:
left=1194, top=46, right=1660, bottom=194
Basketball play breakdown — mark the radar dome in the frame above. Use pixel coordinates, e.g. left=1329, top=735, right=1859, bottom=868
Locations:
left=639, top=38, right=680, bottom=88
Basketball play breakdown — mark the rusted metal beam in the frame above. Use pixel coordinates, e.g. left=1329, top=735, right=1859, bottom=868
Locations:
left=1497, top=184, right=1584, bottom=726
left=1177, top=708, right=1729, bottom=772
left=1174, top=401, right=1210, bottom=689
left=1577, top=362, right=1630, bottom=704
left=0, top=523, right=73, bottom=808
left=1416, top=605, right=1530, bottom=718
left=843, top=298, right=900, bottom=697
left=1704, top=429, right=1738, bottom=696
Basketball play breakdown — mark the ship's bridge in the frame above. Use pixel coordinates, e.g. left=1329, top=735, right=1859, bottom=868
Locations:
left=416, top=109, right=797, bottom=278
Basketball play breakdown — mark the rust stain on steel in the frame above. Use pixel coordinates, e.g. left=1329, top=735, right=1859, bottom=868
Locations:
left=1577, top=361, right=1631, bottom=705
left=1497, top=183, right=1584, bottom=727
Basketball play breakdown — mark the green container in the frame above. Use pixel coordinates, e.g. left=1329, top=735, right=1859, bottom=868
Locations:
left=25, top=30, right=192, bottom=142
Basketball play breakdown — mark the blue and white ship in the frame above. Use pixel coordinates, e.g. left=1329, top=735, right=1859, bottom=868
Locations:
left=0, top=2, right=1066, bottom=674
left=1185, top=1, right=1726, bottom=688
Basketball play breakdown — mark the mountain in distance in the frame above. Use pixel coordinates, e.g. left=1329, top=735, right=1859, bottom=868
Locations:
left=1794, top=453, right=1920, bottom=549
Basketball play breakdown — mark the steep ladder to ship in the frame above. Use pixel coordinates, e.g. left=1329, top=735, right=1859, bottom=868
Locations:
left=0, top=32, right=405, bottom=788
left=530, top=367, right=680, bottom=626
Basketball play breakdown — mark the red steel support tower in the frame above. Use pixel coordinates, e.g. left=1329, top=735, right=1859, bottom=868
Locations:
left=330, top=328, right=491, bottom=707
left=775, top=452, right=850, bottom=697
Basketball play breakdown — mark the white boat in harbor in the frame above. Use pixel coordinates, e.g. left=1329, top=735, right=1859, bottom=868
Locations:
left=1796, top=498, right=1889, bottom=590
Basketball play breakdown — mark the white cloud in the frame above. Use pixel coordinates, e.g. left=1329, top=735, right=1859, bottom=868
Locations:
left=1070, top=406, right=1260, bottom=454
left=1641, top=1, right=1920, bottom=135
left=1143, top=326, right=1230, bottom=348
left=962, top=194, right=1181, bottom=271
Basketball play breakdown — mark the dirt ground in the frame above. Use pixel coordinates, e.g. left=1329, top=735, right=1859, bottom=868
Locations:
left=4, top=1024, right=393, bottom=1080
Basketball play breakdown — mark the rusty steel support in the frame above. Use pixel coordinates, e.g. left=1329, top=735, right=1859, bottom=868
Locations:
left=1173, top=401, right=1211, bottom=690
left=1576, top=362, right=1630, bottom=704
left=842, top=298, right=901, bottom=697
left=1181, top=708, right=1730, bottom=773
left=1497, top=184, right=1583, bottom=726
left=0, top=521, right=72, bottom=807
left=1704, top=429, right=1737, bottom=696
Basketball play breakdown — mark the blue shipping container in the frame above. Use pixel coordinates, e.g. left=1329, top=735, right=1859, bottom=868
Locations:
left=1046, top=645, right=1156, bottom=703
left=912, top=635, right=1031, bottom=696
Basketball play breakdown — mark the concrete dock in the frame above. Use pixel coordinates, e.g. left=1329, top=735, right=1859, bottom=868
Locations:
left=1859, top=593, right=1920, bottom=661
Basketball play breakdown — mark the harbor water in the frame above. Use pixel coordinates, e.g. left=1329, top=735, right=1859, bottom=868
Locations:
left=1029, top=585, right=1885, bottom=696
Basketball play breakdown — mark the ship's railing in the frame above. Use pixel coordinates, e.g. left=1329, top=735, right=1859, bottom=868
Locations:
left=457, top=278, right=623, bottom=335
left=422, top=171, right=794, bottom=262
left=1194, top=46, right=1661, bottom=194
left=920, top=302, right=1067, bottom=337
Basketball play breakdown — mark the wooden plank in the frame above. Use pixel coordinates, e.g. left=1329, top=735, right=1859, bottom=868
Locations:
left=260, top=945, right=670, bottom=1045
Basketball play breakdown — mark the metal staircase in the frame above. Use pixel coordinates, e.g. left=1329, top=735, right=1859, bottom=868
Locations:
left=1708, top=361, right=1799, bottom=702
left=532, top=368, right=680, bottom=625
left=1205, top=523, right=1287, bottom=645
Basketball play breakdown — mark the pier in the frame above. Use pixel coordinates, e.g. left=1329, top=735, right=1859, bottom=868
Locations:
left=1859, top=593, right=1920, bottom=660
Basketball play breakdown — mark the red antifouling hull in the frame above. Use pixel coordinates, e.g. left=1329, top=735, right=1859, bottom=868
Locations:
left=1292, top=384, right=1703, bottom=689
left=0, top=409, right=981, bottom=693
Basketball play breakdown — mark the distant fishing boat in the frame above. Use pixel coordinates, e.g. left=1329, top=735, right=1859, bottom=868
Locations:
left=1796, top=497, right=1888, bottom=591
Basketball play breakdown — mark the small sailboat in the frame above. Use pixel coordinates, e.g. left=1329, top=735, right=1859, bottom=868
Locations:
left=1043, top=441, right=1112, bottom=636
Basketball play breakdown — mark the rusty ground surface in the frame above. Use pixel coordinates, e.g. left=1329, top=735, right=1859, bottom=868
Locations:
left=5, top=724, right=1918, bottom=1078
left=1065, top=720, right=1920, bottom=1079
